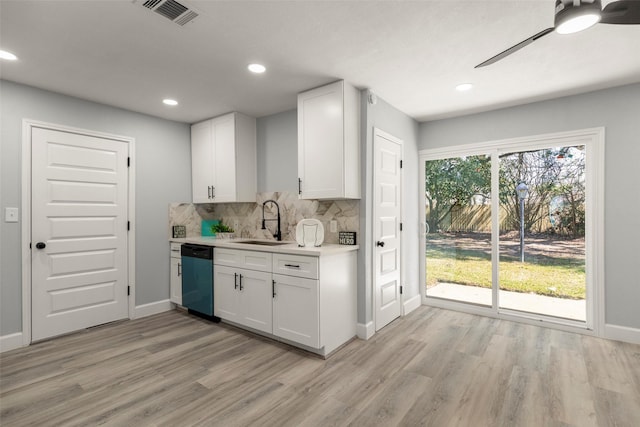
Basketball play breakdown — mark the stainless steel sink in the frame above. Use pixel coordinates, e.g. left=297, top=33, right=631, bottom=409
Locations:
left=233, top=240, right=290, bottom=246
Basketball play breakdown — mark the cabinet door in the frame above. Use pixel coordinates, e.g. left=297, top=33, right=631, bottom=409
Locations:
left=237, top=269, right=272, bottom=334
left=298, top=81, right=344, bottom=199
left=211, top=114, right=237, bottom=202
left=272, top=274, right=320, bottom=348
left=170, top=257, right=182, bottom=305
left=191, top=120, right=214, bottom=203
left=214, top=265, right=241, bottom=323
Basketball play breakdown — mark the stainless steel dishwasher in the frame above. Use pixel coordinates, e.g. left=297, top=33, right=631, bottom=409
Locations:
left=181, top=244, right=219, bottom=322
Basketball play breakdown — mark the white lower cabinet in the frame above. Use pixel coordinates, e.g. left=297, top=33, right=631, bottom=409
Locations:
left=272, top=273, right=319, bottom=348
left=214, top=265, right=272, bottom=334
left=214, top=247, right=356, bottom=356
left=170, top=243, right=182, bottom=305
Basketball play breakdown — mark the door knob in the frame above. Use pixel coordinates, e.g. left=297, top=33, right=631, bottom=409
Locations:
left=35, top=242, right=46, bottom=249
left=376, top=241, right=385, bottom=247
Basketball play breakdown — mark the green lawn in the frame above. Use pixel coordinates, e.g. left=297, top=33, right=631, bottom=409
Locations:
left=426, top=246, right=586, bottom=299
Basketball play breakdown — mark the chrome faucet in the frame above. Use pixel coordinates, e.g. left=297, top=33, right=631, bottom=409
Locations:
left=261, top=199, right=282, bottom=241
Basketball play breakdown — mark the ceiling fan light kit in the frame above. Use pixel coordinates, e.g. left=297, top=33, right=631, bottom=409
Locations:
left=555, top=0, right=602, bottom=34
left=475, top=0, right=640, bottom=68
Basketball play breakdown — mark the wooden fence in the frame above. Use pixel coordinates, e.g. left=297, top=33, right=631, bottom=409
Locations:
left=430, top=205, right=553, bottom=233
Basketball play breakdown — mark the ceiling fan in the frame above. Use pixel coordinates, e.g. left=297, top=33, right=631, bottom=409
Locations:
left=475, top=0, right=640, bottom=68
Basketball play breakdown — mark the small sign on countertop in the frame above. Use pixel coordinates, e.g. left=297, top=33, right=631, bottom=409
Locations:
left=172, top=225, right=186, bottom=238
left=339, top=231, right=357, bottom=245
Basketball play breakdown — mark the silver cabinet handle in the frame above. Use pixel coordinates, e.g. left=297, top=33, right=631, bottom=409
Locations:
left=177, top=263, right=181, bottom=276
left=208, top=186, right=212, bottom=199
left=212, top=186, right=216, bottom=199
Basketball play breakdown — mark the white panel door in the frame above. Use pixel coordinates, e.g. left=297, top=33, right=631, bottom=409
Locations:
left=374, top=129, right=403, bottom=331
left=31, top=127, right=129, bottom=341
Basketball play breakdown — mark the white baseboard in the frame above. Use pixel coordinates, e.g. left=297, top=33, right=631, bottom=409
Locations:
left=403, top=294, right=422, bottom=316
left=134, top=299, right=173, bottom=319
left=604, top=323, right=640, bottom=345
left=356, top=321, right=375, bottom=340
left=0, top=332, right=25, bottom=353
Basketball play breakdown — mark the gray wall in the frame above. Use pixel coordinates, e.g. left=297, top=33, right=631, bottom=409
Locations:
left=360, top=92, right=420, bottom=325
left=419, top=83, right=640, bottom=330
left=256, top=109, right=298, bottom=193
left=0, top=80, right=191, bottom=336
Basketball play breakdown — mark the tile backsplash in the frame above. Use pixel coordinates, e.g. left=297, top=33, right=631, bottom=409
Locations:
left=169, top=192, right=359, bottom=244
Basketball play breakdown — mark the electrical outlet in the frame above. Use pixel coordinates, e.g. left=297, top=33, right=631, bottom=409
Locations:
left=330, top=220, right=337, bottom=233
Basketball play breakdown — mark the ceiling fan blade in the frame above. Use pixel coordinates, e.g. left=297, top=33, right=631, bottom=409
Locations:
left=601, top=0, right=640, bottom=24
left=475, top=27, right=554, bottom=68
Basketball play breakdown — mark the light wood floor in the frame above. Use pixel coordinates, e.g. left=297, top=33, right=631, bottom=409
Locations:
left=1, top=306, right=639, bottom=426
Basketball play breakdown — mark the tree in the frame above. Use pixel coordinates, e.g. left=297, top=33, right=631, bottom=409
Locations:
left=499, top=146, right=585, bottom=236
left=425, top=155, right=491, bottom=232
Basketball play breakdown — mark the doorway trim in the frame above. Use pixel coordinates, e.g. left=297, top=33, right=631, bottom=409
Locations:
left=21, top=119, right=136, bottom=345
left=372, top=127, right=404, bottom=331
left=419, top=127, right=605, bottom=337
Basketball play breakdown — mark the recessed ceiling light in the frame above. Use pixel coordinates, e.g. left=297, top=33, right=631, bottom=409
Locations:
left=248, top=63, right=266, bottom=74
left=456, top=83, right=473, bottom=92
left=0, top=50, right=18, bottom=61
left=163, top=99, right=178, bottom=106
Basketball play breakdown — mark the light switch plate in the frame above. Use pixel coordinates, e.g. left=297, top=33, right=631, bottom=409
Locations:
left=5, top=207, right=19, bottom=222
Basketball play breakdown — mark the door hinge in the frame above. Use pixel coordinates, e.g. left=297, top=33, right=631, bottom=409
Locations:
left=400, top=160, right=403, bottom=168
left=400, top=222, right=403, bottom=231
left=127, top=157, right=130, bottom=167
left=400, top=285, right=403, bottom=295
left=127, top=221, right=130, bottom=231
left=127, top=286, right=131, bottom=296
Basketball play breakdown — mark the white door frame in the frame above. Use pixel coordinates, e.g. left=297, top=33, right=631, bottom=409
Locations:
left=419, top=127, right=605, bottom=337
left=372, top=127, right=404, bottom=331
left=21, top=119, right=136, bottom=345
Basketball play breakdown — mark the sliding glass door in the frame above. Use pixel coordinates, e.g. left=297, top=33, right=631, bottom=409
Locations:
left=420, top=129, right=601, bottom=329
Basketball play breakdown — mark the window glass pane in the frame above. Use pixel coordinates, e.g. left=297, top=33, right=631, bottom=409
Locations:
left=498, top=146, right=586, bottom=321
left=425, top=154, right=492, bottom=307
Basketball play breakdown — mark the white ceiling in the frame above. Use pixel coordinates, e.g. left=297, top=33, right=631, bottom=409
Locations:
left=1, top=0, right=639, bottom=124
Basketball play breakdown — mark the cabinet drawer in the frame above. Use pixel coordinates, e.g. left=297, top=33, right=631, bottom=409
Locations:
left=214, top=248, right=272, bottom=272
left=170, top=242, right=182, bottom=258
left=273, top=254, right=318, bottom=279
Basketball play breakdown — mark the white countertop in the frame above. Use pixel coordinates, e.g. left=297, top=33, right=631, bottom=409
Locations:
left=169, top=237, right=358, bottom=256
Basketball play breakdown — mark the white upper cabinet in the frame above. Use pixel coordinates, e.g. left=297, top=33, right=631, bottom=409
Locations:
left=191, top=112, right=257, bottom=203
left=297, top=80, right=360, bottom=200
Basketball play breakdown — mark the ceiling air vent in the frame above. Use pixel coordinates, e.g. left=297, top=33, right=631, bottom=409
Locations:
left=139, top=0, right=199, bottom=26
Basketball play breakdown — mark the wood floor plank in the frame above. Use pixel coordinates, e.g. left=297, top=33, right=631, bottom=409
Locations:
left=2, top=307, right=639, bottom=427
